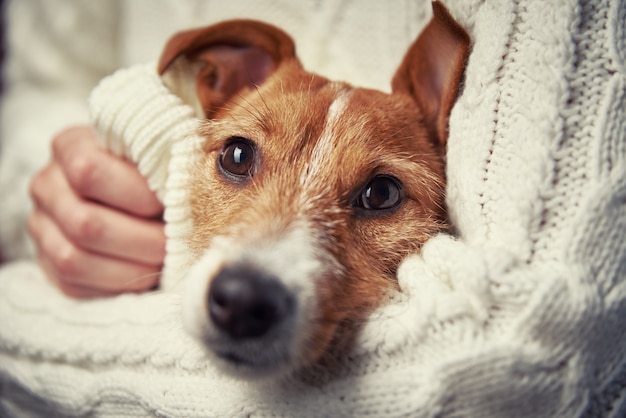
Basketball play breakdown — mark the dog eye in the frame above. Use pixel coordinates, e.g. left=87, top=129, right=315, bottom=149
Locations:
left=219, top=138, right=255, bottom=178
left=355, top=175, right=403, bottom=211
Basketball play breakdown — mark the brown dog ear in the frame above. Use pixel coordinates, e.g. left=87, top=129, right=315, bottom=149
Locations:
left=158, top=20, right=297, bottom=118
left=392, top=2, right=470, bottom=148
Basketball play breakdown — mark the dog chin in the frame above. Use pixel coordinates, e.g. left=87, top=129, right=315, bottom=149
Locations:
left=186, top=318, right=299, bottom=379
left=182, top=229, right=328, bottom=379
left=205, top=341, right=296, bottom=380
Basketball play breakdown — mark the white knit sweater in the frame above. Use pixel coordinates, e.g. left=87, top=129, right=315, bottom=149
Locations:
left=1, top=0, right=625, bottom=417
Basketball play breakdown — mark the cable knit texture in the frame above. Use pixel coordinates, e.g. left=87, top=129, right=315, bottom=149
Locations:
left=1, top=0, right=625, bottom=416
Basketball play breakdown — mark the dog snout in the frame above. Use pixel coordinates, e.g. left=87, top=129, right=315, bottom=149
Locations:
left=208, top=265, right=294, bottom=339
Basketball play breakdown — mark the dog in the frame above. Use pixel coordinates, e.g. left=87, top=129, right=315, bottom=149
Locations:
left=158, top=1, right=470, bottom=378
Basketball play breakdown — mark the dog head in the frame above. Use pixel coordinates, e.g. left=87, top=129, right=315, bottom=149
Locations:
left=159, top=2, right=469, bottom=378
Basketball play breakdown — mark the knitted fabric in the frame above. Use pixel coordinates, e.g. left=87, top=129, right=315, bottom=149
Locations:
left=1, top=0, right=625, bottom=416
left=86, top=63, right=204, bottom=289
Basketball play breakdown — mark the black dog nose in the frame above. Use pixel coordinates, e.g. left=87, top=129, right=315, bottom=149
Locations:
left=207, top=265, right=294, bottom=339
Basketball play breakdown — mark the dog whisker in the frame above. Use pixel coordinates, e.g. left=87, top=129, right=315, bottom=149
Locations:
left=308, top=74, right=315, bottom=96
left=120, top=270, right=163, bottom=290
left=384, top=120, right=418, bottom=143
left=233, top=91, right=268, bottom=130
left=252, top=83, right=273, bottom=122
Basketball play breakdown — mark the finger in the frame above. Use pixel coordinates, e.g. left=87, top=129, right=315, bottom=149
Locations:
left=29, top=209, right=161, bottom=296
left=30, top=209, right=118, bottom=298
left=31, top=163, right=166, bottom=265
left=29, top=179, right=97, bottom=299
left=52, top=126, right=163, bottom=217
left=38, top=255, right=118, bottom=298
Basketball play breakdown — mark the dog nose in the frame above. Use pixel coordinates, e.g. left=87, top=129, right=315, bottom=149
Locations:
left=207, top=265, right=294, bottom=339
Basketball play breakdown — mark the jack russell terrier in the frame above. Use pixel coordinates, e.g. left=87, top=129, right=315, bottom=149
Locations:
left=158, top=1, right=470, bottom=378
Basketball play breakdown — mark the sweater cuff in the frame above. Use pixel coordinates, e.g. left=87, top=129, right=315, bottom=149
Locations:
left=88, top=63, right=195, bottom=201
left=88, top=63, right=205, bottom=289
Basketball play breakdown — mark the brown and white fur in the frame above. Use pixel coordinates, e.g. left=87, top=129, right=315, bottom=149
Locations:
left=158, top=2, right=470, bottom=378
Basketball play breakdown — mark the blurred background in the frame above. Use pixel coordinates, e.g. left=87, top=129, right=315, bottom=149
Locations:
left=0, top=0, right=4, bottom=265
left=1, top=0, right=4, bottom=96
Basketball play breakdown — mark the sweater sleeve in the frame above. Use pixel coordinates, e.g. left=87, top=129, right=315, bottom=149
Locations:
left=88, top=62, right=204, bottom=290
left=0, top=1, right=625, bottom=416
left=0, top=0, right=120, bottom=261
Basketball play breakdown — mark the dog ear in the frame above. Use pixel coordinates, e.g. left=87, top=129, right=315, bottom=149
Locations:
left=158, top=20, right=297, bottom=118
left=392, top=2, right=470, bottom=148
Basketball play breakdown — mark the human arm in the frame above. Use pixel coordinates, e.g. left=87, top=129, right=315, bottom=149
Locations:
left=0, top=0, right=120, bottom=260
left=1, top=1, right=168, bottom=296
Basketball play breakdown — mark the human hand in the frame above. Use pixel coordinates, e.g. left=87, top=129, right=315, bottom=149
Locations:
left=28, top=125, right=166, bottom=298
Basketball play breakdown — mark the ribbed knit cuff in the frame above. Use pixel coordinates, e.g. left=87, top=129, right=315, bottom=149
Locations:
left=89, top=63, right=204, bottom=290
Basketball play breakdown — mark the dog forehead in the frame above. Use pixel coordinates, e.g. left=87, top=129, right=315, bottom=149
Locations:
left=305, top=87, right=353, bottom=175
left=231, top=63, right=425, bottom=153
left=216, top=66, right=434, bottom=193
left=302, top=86, right=431, bottom=178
